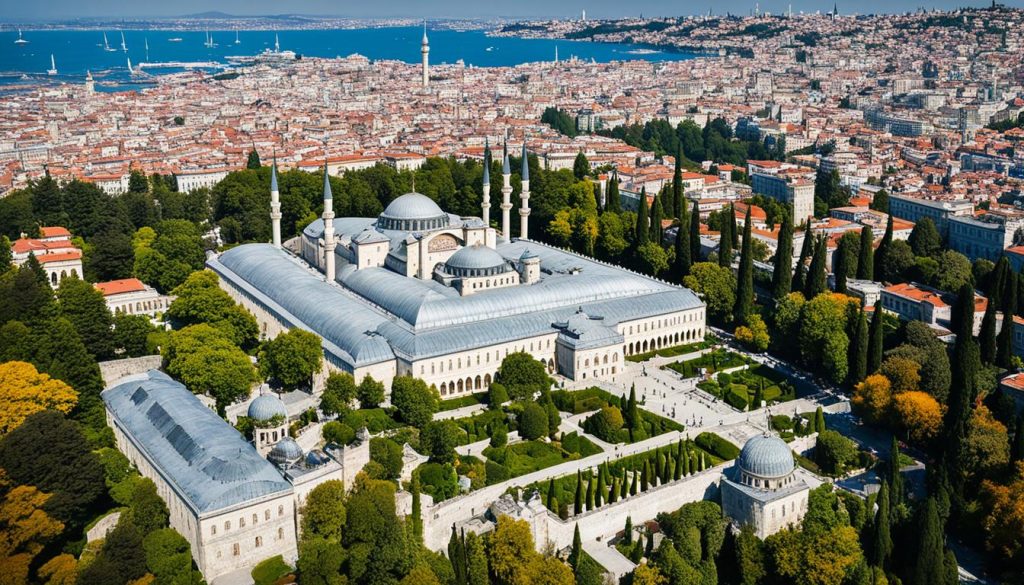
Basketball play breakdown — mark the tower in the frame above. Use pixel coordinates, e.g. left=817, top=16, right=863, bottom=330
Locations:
left=481, top=139, right=491, bottom=226
left=270, top=157, right=282, bottom=248
left=500, top=144, right=512, bottom=240
left=84, top=70, right=95, bottom=94
left=421, top=22, right=430, bottom=88
left=519, top=144, right=531, bottom=240
left=321, top=162, right=336, bottom=282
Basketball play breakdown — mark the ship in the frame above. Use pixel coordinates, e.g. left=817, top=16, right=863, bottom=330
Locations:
left=47, top=54, right=57, bottom=76
left=225, top=34, right=295, bottom=65
left=234, top=30, right=241, bottom=44
left=14, top=29, right=28, bottom=45
left=168, top=37, right=183, bottom=42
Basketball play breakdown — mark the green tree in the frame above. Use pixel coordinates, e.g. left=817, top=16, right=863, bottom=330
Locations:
left=636, top=187, right=650, bottom=246
left=573, top=152, right=590, bottom=180
left=357, top=375, right=386, bottom=409
left=979, top=298, right=998, bottom=365
left=718, top=204, right=734, bottom=267
left=856, top=226, right=874, bottom=280
left=933, top=250, right=973, bottom=292
left=166, top=270, right=259, bottom=349
left=805, top=236, right=828, bottom=298
left=908, top=498, right=946, bottom=585
left=908, top=217, right=941, bottom=257
left=126, top=477, right=169, bottom=535
left=734, top=524, right=766, bottom=585
left=143, top=528, right=204, bottom=585
left=672, top=148, right=684, bottom=220
left=297, top=537, right=345, bottom=585
left=689, top=200, right=703, bottom=263
left=247, top=149, right=262, bottom=170
left=574, top=471, right=583, bottom=515
left=872, top=482, right=892, bottom=568
left=321, top=372, right=358, bottom=416
left=815, top=430, right=857, bottom=475
left=867, top=310, right=884, bottom=374
left=55, top=274, right=115, bottom=360
left=771, top=211, right=794, bottom=299
left=163, top=324, right=257, bottom=413
left=874, top=214, right=895, bottom=282
left=606, top=173, right=621, bottom=213
left=850, top=309, right=868, bottom=384
left=734, top=206, right=754, bottom=326
left=302, top=480, right=347, bottom=542
left=390, top=376, right=440, bottom=429
left=497, top=352, right=551, bottom=401
left=683, top=262, right=736, bottom=323
left=112, top=313, right=156, bottom=357
left=258, top=329, right=323, bottom=390
left=650, top=193, right=664, bottom=244
left=518, top=402, right=549, bottom=440
left=792, top=224, right=814, bottom=293
left=636, top=241, right=670, bottom=276
left=674, top=213, right=691, bottom=280
left=421, top=420, right=460, bottom=464
left=569, top=524, right=582, bottom=569
left=996, top=273, right=1018, bottom=368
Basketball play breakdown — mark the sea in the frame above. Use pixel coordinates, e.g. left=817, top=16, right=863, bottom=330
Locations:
left=0, top=27, right=699, bottom=93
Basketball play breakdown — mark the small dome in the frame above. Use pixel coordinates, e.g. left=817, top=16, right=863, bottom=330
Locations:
left=247, top=394, right=287, bottom=422
left=378, top=193, right=447, bottom=231
left=738, top=435, right=794, bottom=479
left=268, top=437, right=303, bottom=465
left=444, top=244, right=511, bottom=277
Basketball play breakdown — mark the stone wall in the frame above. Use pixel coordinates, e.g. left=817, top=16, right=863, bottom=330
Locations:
left=98, top=356, right=163, bottom=387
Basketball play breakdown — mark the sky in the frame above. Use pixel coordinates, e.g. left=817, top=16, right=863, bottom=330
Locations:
left=0, top=0, right=1019, bottom=21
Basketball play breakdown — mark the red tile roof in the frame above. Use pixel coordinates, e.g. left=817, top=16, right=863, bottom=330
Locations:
left=95, top=278, right=147, bottom=296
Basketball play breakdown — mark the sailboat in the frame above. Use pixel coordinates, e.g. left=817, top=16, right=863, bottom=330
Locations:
left=234, top=29, right=241, bottom=44
left=145, top=37, right=149, bottom=61
left=47, top=54, right=57, bottom=76
left=103, top=32, right=116, bottom=52
left=127, top=56, right=133, bottom=75
left=14, top=29, right=28, bottom=44
left=204, top=30, right=216, bottom=48
left=120, top=31, right=128, bottom=52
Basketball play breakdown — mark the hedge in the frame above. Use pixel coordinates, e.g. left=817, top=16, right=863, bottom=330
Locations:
left=694, top=432, right=741, bottom=460
left=252, top=555, right=293, bottom=585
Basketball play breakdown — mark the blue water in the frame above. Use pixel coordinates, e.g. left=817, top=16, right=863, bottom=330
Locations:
left=0, top=27, right=698, bottom=91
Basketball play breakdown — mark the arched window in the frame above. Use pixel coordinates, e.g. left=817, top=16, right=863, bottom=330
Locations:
left=278, top=527, right=284, bottom=540
left=232, top=543, right=240, bottom=556
left=225, top=521, right=231, bottom=531
left=265, top=510, right=270, bottom=521
left=255, top=536, right=262, bottom=548
left=278, top=505, right=284, bottom=517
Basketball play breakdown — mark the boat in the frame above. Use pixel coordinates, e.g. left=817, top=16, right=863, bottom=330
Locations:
left=103, top=32, right=116, bottom=52
left=204, top=30, right=216, bottom=48
left=47, top=54, right=57, bottom=75
left=234, top=30, right=240, bottom=44
left=120, top=31, right=128, bottom=52
left=14, top=29, right=28, bottom=45
left=145, top=37, right=149, bottom=61
left=168, top=37, right=183, bottom=42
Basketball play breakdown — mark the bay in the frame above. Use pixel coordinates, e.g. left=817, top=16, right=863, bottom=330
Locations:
left=0, top=27, right=698, bottom=91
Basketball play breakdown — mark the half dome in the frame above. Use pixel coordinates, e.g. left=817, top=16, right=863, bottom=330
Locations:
left=378, top=193, right=447, bottom=231
left=738, top=434, right=794, bottom=479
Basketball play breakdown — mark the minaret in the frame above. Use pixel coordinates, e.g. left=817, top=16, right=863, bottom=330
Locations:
left=321, top=162, right=336, bottom=282
left=481, top=139, right=491, bottom=226
left=519, top=144, right=531, bottom=240
left=270, top=157, right=281, bottom=248
left=84, top=70, right=95, bottom=94
left=420, top=22, right=430, bottom=88
left=500, top=144, right=512, bottom=240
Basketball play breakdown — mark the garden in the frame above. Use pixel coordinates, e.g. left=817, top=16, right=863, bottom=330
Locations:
left=665, top=348, right=751, bottom=378
left=522, top=437, right=731, bottom=519
left=696, top=364, right=797, bottom=410
left=550, top=386, right=685, bottom=443
left=625, top=335, right=718, bottom=363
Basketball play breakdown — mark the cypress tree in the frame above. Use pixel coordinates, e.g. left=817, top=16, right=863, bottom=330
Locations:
left=873, top=482, right=893, bottom=568
left=674, top=211, right=692, bottom=279
left=640, top=460, right=649, bottom=492
left=874, top=214, right=894, bottom=282
left=943, top=285, right=980, bottom=502
left=735, top=206, right=754, bottom=325
left=718, top=205, right=734, bottom=267
left=608, top=476, right=618, bottom=504
left=979, top=298, right=997, bottom=365
left=636, top=187, right=650, bottom=246
left=851, top=309, right=868, bottom=384
left=834, top=236, right=850, bottom=294
left=771, top=210, right=794, bottom=299
left=662, top=183, right=675, bottom=222
left=989, top=257, right=1010, bottom=308
left=672, top=147, right=684, bottom=219
left=690, top=203, right=703, bottom=262
left=411, top=474, right=423, bottom=544
left=996, top=274, right=1018, bottom=368
left=867, top=309, right=884, bottom=374
left=910, top=498, right=945, bottom=585
left=574, top=470, right=583, bottom=515
left=814, top=406, right=826, bottom=433
left=607, top=173, right=621, bottom=213
left=621, top=468, right=630, bottom=499
left=664, top=452, right=674, bottom=483
left=805, top=235, right=828, bottom=298
left=731, top=204, right=740, bottom=248
left=546, top=478, right=556, bottom=511
left=624, top=516, right=633, bottom=545
left=595, top=470, right=605, bottom=507
left=792, top=223, right=814, bottom=293
left=449, top=527, right=467, bottom=585
left=674, top=443, right=683, bottom=480
left=629, top=467, right=638, bottom=495
left=857, top=226, right=874, bottom=280
left=650, top=193, right=664, bottom=244
left=570, top=524, right=582, bottom=570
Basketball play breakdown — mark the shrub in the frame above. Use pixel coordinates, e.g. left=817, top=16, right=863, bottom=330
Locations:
left=485, top=460, right=511, bottom=485
left=724, top=390, right=747, bottom=410
left=518, top=402, right=549, bottom=440
left=490, top=424, right=508, bottom=449
left=695, top=432, right=740, bottom=460
left=583, top=405, right=625, bottom=442
left=814, top=430, right=858, bottom=475
left=252, top=555, right=293, bottom=585
left=322, top=421, right=355, bottom=446
left=418, top=462, right=459, bottom=501
left=488, top=383, right=509, bottom=409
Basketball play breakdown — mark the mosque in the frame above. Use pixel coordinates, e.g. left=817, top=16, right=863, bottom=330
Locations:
left=207, top=145, right=707, bottom=397
left=720, top=432, right=810, bottom=538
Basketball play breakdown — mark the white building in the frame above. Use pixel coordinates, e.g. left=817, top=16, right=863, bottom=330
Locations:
left=175, top=169, right=231, bottom=193
left=95, top=278, right=174, bottom=316
left=11, top=226, right=83, bottom=287
left=721, top=434, right=809, bottom=539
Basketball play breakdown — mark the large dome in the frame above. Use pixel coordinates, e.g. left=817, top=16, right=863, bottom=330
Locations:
left=738, top=435, right=794, bottom=479
left=247, top=394, right=287, bottom=422
left=444, top=244, right=511, bottom=278
left=378, top=193, right=447, bottom=231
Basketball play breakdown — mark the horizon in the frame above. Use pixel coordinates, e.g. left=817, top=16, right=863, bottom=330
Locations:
left=1, top=0, right=1019, bottom=22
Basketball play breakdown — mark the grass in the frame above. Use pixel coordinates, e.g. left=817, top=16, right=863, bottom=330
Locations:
left=453, top=408, right=512, bottom=446
left=552, top=387, right=685, bottom=444
left=666, top=348, right=751, bottom=378
left=342, top=408, right=402, bottom=433
left=252, top=555, right=293, bottom=585
left=694, top=432, right=741, bottom=460
left=439, top=392, right=488, bottom=411
left=482, top=434, right=603, bottom=478
left=625, top=335, right=718, bottom=362
left=696, top=364, right=797, bottom=409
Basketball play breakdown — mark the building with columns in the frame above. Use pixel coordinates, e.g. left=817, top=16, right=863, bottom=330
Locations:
left=207, top=155, right=706, bottom=399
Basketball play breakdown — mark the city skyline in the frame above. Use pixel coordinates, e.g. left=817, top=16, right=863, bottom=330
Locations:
left=1, top=0, right=1018, bottom=21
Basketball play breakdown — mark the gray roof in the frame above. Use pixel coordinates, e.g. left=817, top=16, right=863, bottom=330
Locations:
left=445, top=244, right=509, bottom=272
left=322, top=163, right=332, bottom=201
left=270, top=161, right=278, bottom=192
left=738, top=435, right=794, bottom=478
left=722, top=469, right=808, bottom=504
left=269, top=437, right=303, bottom=464
left=102, top=370, right=293, bottom=516
left=210, top=238, right=703, bottom=366
left=248, top=394, right=287, bottom=421
left=554, top=310, right=624, bottom=350
left=380, top=192, right=445, bottom=221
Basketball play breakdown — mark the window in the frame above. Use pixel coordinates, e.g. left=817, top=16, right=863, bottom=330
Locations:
left=225, top=521, right=231, bottom=531
left=278, top=527, right=284, bottom=540
left=255, top=536, right=262, bottom=548
left=253, top=513, right=258, bottom=524
left=265, top=510, right=271, bottom=521
left=212, top=525, right=217, bottom=536
left=278, top=505, right=284, bottom=516
left=239, top=517, right=246, bottom=528
left=232, top=543, right=240, bottom=556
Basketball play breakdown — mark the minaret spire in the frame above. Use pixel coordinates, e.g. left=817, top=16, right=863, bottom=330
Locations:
left=500, top=143, right=512, bottom=240
left=420, top=21, right=430, bottom=88
left=481, top=138, right=491, bottom=227
left=270, top=154, right=281, bottom=248
left=321, top=160, right=336, bottom=282
left=519, top=143, right=530, bottom=239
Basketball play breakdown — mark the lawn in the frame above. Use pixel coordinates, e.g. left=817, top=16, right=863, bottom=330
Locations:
left=696, top=364, right=796, bottom=410
left=482, top=432, right=603, bottom=479
left=666, top=348, right=751, bottom=378
left=453, top=408, right=513, bottom=446
left=625, top=335, right=718, bottom=363
left=551, top=387, right=685, bottom=443
left=439, top=391, right=488, bottom=411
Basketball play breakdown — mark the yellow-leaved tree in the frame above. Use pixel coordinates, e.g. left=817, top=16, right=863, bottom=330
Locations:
left=851, top=374, right=892, bottom=426
left=0, top=471, right=65, bottom=585
left=0, top=362, right=78, bottom=437
left=980, top=462, right=1024, bottom=564
left=892, top=391, right=944, bottom=442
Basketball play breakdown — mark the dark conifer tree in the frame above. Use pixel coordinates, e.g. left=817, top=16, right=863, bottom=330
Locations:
left=792, top=223, right=814, bottom=293
left=674, top=214, right=692, bottom=280
left=771, top=210, right=794, bottom=299
left=570, top=524, right=582, bottom=570
left=650, top=193, right=664, bottom=245
left=978, top=298, right=998, bottom=365
left=857, top=225, right=874, bottom=280
left=874, top=214, right=894, bottom=282
left=689, top=204, right=702, bottom=262
left=873, top=482, right=893, bottom=568
left=867, top=309, right=884, bottom=374
left=908, top=498, right=945, bottom=585
left=996, top=273, right=1018, bottom=368
left=1012, top=415, right=1024, bottom=463
left=636, top=187, right=650, bottom=246
left=672, top=147, right=684, bottom=220
left=805, top=235, right=828, bottom=298
left=718, top=205, right=734, bottom=268
left=735, top=206, right=754, bottom=325
left=574, top=470, right=583, bottom=515
left=606, top=172, right=621, bottom=213
left=546, top=478, right=556, bottom=511
left=851, top=309, right=869, bottom=384
left=943, top=285, right=981, bottom=503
